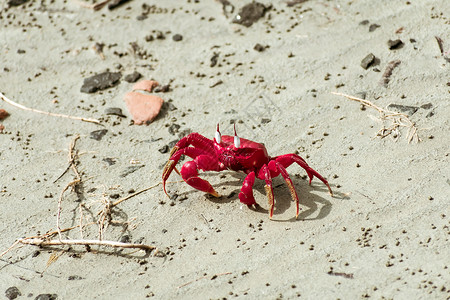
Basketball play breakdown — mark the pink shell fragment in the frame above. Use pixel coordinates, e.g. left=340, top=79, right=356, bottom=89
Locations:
left=124, top=92, right=163, bottom=125
left=132, top=80, right=159, bottom=93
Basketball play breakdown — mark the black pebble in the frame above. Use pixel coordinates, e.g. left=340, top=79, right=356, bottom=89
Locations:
left=7, top=0, right=29, bottom=7
left=5, top=287, right=21, bottom=300
left=369, top=24, right=380, bottom=32
left=361, top=53, right=375, bottom=69
left=124, top=71, right=142, bottom=83
left=420, top=103, right=432, bottom=109
left=80, top=71, right=121, bottom=93
left=68, top=275, right=84, bottom=280
left=159, top=145, right=169, bottom=154
left=210, top=53, right=219, bottom=67
left=103, top=157, right=116, bottom=166
left=172, top=34, right=183, bottom=42
left=168, top=124, right=181, bottom=135
left=233, top=2, right=267, bottom=27
left=34, top=294, right=58, bottom=300
left=153, top=84, right=170, bottom=93
left=253, top=43, right=265, bottom=52
left=90, top=129, right=108, bottom=141
left=387, top=39, right=404, bottom=50
left=107, top=0, right=129, bottom=10
left=105, top=107, right=126, bottom=117
left=359, top=20, right=369, bottom=25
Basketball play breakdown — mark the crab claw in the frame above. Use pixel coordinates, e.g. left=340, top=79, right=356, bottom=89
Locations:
left=162, top=146, right=181, bottom=197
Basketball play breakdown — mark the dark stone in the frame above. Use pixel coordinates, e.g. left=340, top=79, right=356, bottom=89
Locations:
left=153, top=84, right=170, bottom=93
left=120, top=165, right=145, bottom=178
left=124, top=71, right=142, bottom=83
left=108, top=0, right=130, bottom=10
left=90, top=129, right=108, bottom=141
left=158, top=145, right=169, bottom=154
left=261, top=118, right=271, bottom=124
left=67, top=275, right=84, bottom=280
left=210, top=53, right=219, bottom=67
left=420, top=103, right=432, bottom=109
left=120, top=235, right=131, bottom=243
left=155, top=31, right=165, bottom=40
left=5, top=287, right=21, bottom=300
left=80, top=72, right=121, bottom=93
left=387, top=39, right=404, bottom=50
left=387, top=104, right=419, bottom=116
left=35, top=294, right=57, bottom=300
left=168, top=124, right=180, bottom=135
left=361, top=53, right=375, bottom=69
left=232, top=2, right=267, bottom=27
left=7, top=0, right=29, bottom=7
left=102, top=157, right=116, bottom=166
left=109, top=193, right=120, bottom=199
left=105, top=107, right=126, bottom=117
left=359, top=20, right=369, bottom=25
left=368, top=24, right=380, bottom=32
left=253, top=43, right=265, bottom=52
left=172, top=34, right=183, bottom=42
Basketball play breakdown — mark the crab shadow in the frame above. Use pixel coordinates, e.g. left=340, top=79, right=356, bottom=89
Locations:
left=181, top=171, right=333, bottom=222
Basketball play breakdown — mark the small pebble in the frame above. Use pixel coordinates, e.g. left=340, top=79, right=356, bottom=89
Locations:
left=105, top=107, right=126, bottom=117
left=172, top=34, right=183, bottom=41
left=5, top=287, right=21, bottom=300
left=124, top=71, right=142, bottom=83
left=387, top=39, right=404, bottom=50
left=90, top=129, right=108, bottom=141
left=80, top=71, right=121, bottom=93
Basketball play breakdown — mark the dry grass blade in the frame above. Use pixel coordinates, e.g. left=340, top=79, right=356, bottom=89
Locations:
left=18, top=238, right=156, bottom=252
left=331, top=92, right=420, bottom=143
left=0, top=92, right=100, bottom=124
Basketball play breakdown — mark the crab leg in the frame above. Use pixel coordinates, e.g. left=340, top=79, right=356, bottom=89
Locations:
left=274, top=161, right=300, bottom=218
left=162, top=147, right=212, bottom=196
left=275, top=154, right=333, bottom=195
left=238, top=171, right=257, bottom=207
left=258, top=164, right=275, bottom=218
left=180, top=159, right=220, bottom=197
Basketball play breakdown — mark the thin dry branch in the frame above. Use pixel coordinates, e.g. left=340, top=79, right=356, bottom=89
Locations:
left=57, top=135, right=82, bottom=240
left=17, top=238, right=156, bottom=252
left=0, top=91, right=100, bottom=124
left=332, top=92, right=420, bottom=143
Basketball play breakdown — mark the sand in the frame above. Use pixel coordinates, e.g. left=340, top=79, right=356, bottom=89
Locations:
left=1, top=0, right=449, bottom=299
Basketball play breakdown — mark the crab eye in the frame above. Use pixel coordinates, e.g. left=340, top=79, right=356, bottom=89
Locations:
left=233, top=124, right=240, bottom=148
left=215, top=124, right=222, bottom=144
left=234, top=135, right=240, bottom=148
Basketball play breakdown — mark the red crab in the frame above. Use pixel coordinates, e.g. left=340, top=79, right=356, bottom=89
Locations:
left=162, top=124, right=332, bottom=218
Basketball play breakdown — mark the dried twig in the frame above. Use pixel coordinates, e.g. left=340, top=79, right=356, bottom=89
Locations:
left=0, top=136, right=160, bottom=260
left=435, top=36, right=445, bottom=56
left=332, top=92, right=420, bottom=143
left=111, top=182, right=162, bottom=208
left=0, top=92, right=100, bottom=124
left=17, top=238, right=156, bottom=252
left=57, top=135, right=82, bottom=240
